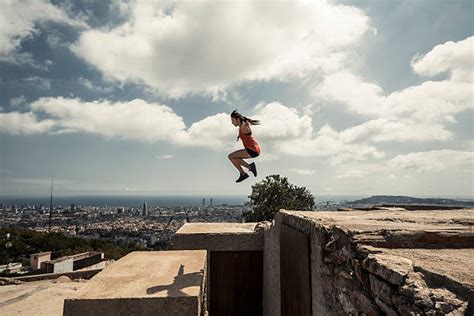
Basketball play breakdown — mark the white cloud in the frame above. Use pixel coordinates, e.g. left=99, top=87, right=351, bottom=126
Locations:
left=71, top=0, right=371, bottom=97
left=10, top=96, right=27, bottom=108
left=314, top=36, right=474, bottom=144
left=246, top=102, right=384, bottom=162
left=78, top=77, right=114, bottom=93
left=0, top=0, right=85, bottom=64
left=339, top=118, right=451, bottom=143
left=411, top=36, right=474, bottom=82
left=30, top=97, right=186, bottom=142
left=155, top=154, right=174, bottom=159
left=1, top=98, right=385, bottom=163
left=389, top=150, right=473, bottom=172
left=290, top=169, right=316, bottom=176
left=177, top=113, right=235, bottom=148
left=336, top=169, right=367, bottom=178
left=0, top=111, right=55, bottom=135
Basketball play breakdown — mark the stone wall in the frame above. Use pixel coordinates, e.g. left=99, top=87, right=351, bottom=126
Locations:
left=267, top=209, right=474, bottom=315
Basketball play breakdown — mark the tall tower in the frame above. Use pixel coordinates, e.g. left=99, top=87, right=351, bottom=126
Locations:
left=142, top=202, right=148, bottom=217
left=210, top=198, right=213, bottom=206
left=202, top=198, right=205, bottom=206
left=48, top=174, right=54, bottom=234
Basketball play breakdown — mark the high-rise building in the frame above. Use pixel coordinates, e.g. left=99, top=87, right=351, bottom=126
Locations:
left=202, top=198, right=205, bottom=206
left=142, top=202, right=148, bottom=217
left=210, top=198, right=213, bottom=206
left=70, top=204, right=75, bottom=212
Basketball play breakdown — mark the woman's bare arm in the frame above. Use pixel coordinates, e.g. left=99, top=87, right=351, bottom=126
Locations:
left=240, top=121, right=251, bottom=134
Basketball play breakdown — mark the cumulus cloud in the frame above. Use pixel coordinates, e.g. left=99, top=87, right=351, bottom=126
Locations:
left=411, top=36, right=474, bottom=82
left=1, top=98, right=385, bottom=163
left=177, top=113, right=235, bottom=148
left=389, top=150, right=473, bottom=172
left=71, top=0, right=371, bottom=97
left=314, top=36, right=474, bottom=144
left=31, top=97, right=186, bottom=142
left=0, top=111, right=55, bottom=135
left=0, top=0, right=84, bottom=64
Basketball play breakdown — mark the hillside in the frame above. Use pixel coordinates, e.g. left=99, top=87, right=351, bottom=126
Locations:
left=351, top=195, right=474, bottom=207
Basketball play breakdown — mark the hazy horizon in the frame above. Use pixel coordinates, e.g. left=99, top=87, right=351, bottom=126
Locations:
left=1, top=0, right=473, bottom=197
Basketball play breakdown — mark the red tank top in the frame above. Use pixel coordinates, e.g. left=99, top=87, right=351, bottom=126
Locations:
left=239, top=128, right=260, bottom=154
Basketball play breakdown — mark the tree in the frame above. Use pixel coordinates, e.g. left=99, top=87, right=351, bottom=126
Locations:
left=244, top=174, right=315, bottom=222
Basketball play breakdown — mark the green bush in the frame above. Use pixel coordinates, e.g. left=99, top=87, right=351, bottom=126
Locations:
left=244, top=174, right=315, bottom=222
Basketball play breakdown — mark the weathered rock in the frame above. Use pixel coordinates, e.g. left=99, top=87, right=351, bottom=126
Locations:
left=351, top=290, right=381, bottom=316
left=400, top=272, right=468, bottom=315
left=338, top=292, right=358, bottom=315
left=362, top=253, right=413, bottom=285
left=369, top=274, right=394, bottom=305
left=374, top=297, right=398, bottom=316
left=324, top=246, right=351, bottom=264
left=334, top=270, right=353, bottom=290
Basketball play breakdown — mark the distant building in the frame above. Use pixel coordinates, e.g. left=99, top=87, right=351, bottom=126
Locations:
left=70, top=204, right=75, bottom=212
left=210, top=198, right=213, bottom=206
left=30, top=251, right=52, bottom=270
left=43, top=252, right=104, bottom=274
left=202, top=198, right=205, bottom=206
left=142, top=202, right=148, bottom=217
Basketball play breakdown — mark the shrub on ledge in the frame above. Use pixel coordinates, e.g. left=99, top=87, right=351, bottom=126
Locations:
left=244, top=174, right=315, bottom=222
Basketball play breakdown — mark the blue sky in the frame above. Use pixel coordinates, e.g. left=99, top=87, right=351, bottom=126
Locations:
left=0, top=0, right=473, bottom=197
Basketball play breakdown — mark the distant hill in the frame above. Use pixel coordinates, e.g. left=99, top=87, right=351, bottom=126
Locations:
left=350, top=195, right=474, bottom=207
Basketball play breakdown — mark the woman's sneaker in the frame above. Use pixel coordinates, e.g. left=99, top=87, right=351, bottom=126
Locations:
left=236, top=173, right=249, bottom=183
left=249, top=163, right=257, bottom=177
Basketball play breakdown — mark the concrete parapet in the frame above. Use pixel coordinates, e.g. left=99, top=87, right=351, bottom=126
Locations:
left=63, top=250, right=207, bottom=316
left=171, top=223, right=264, bottom=251
left=13, top=268, right=102, bottom=282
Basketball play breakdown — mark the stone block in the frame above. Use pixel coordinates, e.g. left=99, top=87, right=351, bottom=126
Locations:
left=363, top=253, right=413, bottom=285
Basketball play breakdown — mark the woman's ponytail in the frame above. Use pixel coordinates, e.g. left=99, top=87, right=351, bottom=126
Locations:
left=231, top=110, right=261, bottom=125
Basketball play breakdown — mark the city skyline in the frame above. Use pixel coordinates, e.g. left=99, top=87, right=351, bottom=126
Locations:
left=0, top=0, right=473, bottom=197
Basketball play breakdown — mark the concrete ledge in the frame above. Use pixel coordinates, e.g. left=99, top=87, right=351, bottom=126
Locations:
left=171, top=223, right=264, bottom=251
left=64, top=250, right=207, bottom=316
left=12, top=269, right=102, bottom=282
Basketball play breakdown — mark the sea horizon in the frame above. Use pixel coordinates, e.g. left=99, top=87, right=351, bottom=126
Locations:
left=1, top=194, right=473, bottom=208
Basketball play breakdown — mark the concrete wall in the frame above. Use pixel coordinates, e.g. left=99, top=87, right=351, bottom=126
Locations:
left=73, top=253, right=103, bottom=271
left=45, top=258, right=73, bottom=274
left=263, top=216, right=281, bottom=316
left=171, top=223, right=265, bottom=315
left=64, top=296, right=200, bottom=316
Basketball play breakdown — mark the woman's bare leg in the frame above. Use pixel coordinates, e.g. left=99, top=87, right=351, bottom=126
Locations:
left=228, top=149, right=252, bottom=173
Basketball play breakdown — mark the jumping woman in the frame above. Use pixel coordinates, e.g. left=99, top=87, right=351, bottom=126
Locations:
left=228, top=110, right=261, bottom=183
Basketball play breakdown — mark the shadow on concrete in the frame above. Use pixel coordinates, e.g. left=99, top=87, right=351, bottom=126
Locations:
left=146, top=264, right=203, bottom=297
